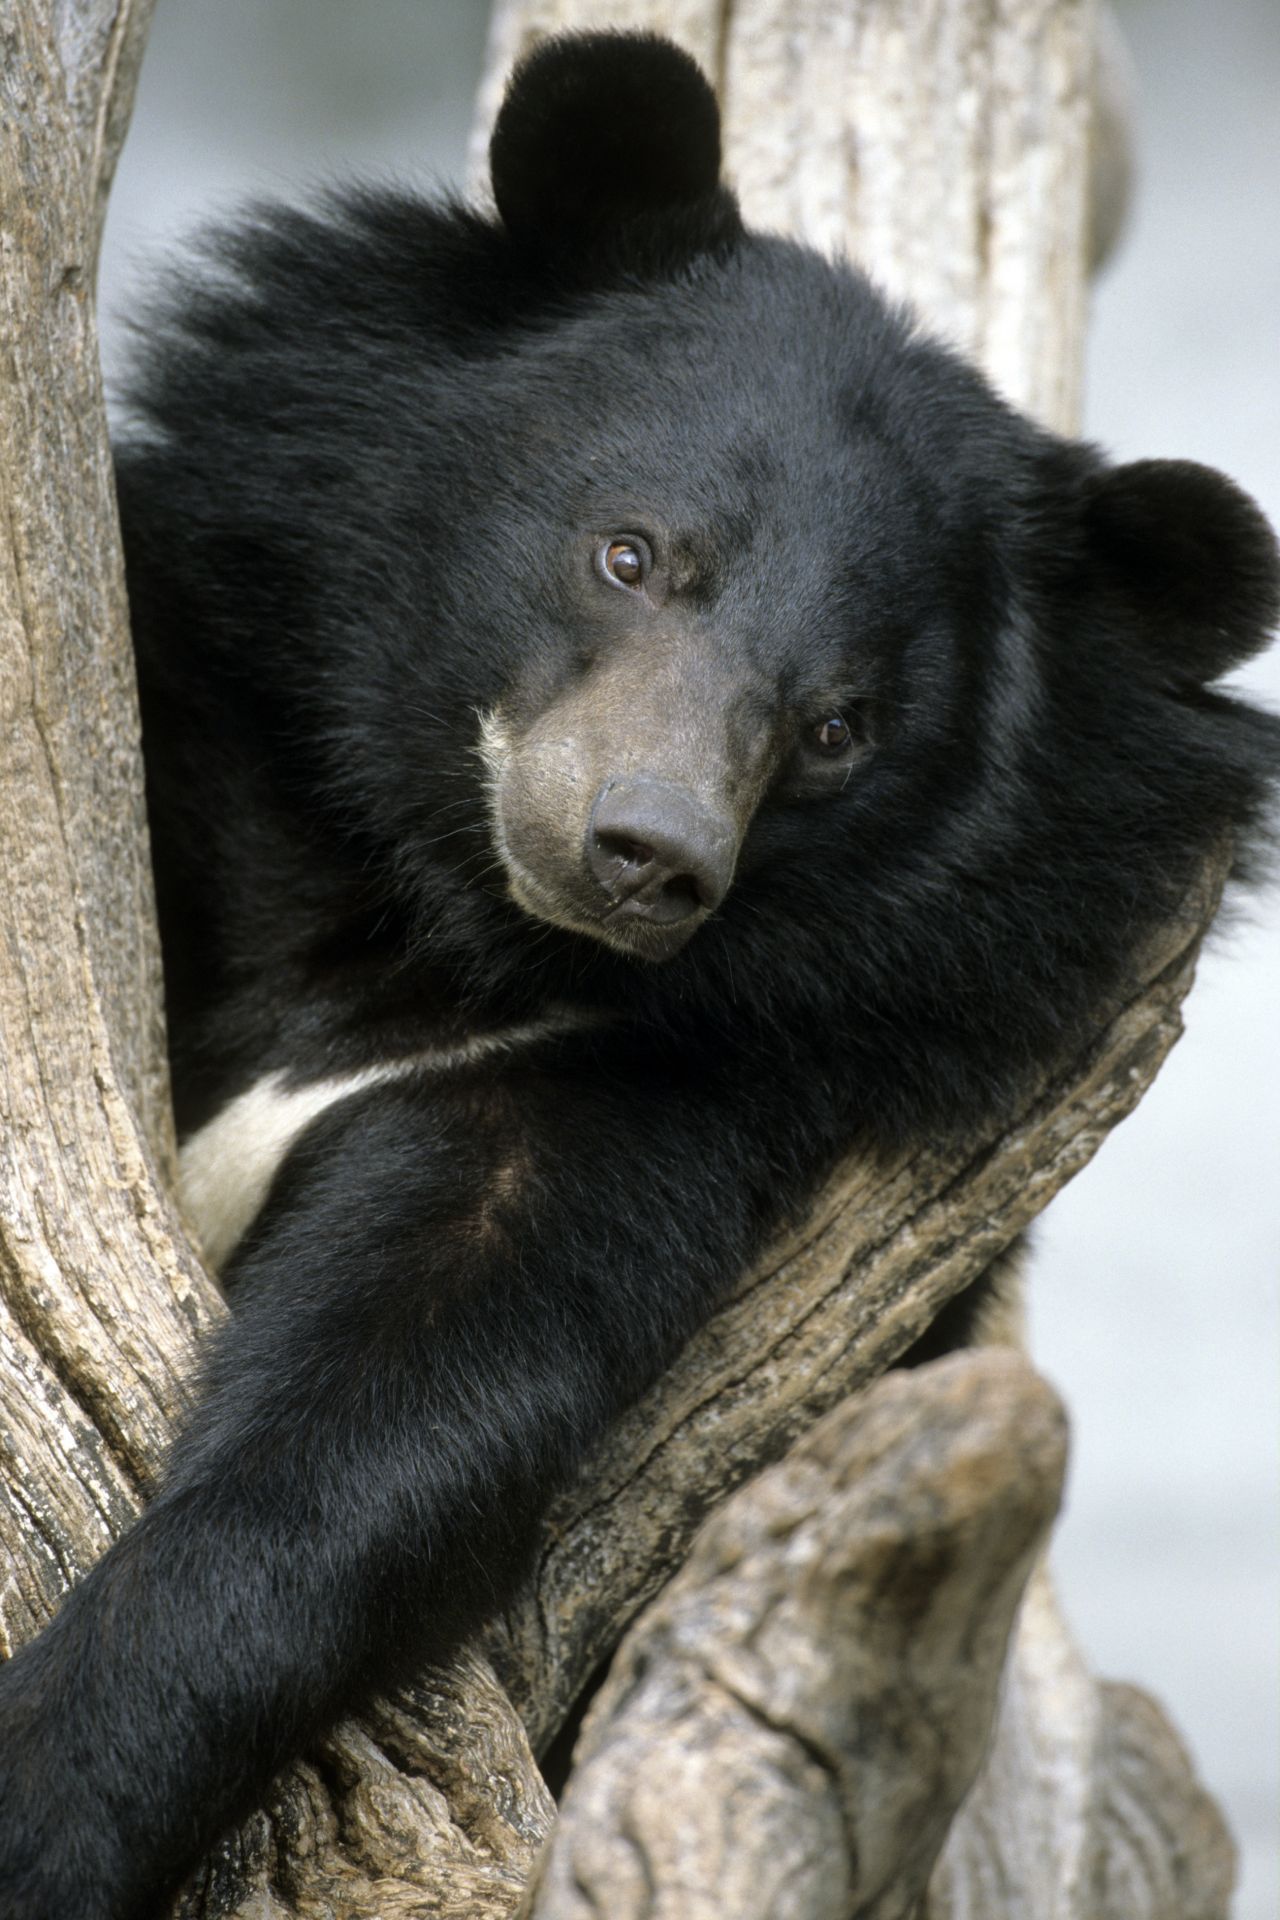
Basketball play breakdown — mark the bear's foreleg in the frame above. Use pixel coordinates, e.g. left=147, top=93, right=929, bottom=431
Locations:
left=0, top=1056, right=773, bottom=1918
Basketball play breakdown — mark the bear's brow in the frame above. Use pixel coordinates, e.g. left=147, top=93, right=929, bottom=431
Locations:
left=664, top=512, right=758, bottom=596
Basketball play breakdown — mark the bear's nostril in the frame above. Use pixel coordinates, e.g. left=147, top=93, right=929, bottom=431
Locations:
left=658, top=871, right=703, bottom=912
left=595, top=832, right=655, bottom=872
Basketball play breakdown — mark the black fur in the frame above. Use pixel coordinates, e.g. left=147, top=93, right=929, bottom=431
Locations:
left=1, top=33, right=1277, bottom=1919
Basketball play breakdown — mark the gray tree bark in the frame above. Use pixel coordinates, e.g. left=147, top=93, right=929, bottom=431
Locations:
left=0, top=3, right=1233, bottom=1917
left=1, top=0, right=221, bottom=1629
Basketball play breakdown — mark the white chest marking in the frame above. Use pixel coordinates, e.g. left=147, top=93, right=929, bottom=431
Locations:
left=178, top=1013, right=595, bottom=1272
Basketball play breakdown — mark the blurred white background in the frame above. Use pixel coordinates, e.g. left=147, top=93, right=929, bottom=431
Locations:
left=1038, top=6, right=1279, bottom=1914
left=98, top=3, right=1278, bottom=1913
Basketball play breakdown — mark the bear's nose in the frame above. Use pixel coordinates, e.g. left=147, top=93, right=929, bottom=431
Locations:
left=587, top=778, right=737, bottom=925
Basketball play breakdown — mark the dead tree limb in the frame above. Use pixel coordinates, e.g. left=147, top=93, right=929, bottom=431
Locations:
left=521, top=1350, right=1070, bottom=1920
left=1, top=0, right=220, bottom=1633
left=0, top=3, right=1232, bottom=1917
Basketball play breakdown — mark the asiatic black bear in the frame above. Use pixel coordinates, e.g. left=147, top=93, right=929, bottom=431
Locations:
left=0, top=32, right=1276, bottom=1919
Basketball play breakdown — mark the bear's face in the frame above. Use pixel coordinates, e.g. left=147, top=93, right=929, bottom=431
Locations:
left=462, top=256, right=1010, bottom=962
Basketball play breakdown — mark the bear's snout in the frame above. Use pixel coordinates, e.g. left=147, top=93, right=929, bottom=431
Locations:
left=481, top=645, right=761, bottom=959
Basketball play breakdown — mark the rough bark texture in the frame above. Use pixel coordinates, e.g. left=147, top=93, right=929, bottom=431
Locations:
left=0, top=0, right=221, bottom=1655
left=521, top=1350, right=1071, bottom=1920
left=0, top=4, right=1231, bottom=1918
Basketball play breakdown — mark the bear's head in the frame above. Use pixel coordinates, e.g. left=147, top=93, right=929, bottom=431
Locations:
left=445, top=34, right=1279, bottom=976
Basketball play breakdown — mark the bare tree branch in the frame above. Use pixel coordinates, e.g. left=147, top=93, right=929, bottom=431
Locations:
left=52, top=0, right=158, bottom=270
left=522, top=1351, right=1069, bottom=1920
left=1, top=0, right=218, bottom=1658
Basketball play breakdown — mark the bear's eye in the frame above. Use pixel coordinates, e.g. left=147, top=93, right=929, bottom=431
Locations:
left=813, top=715, right=852, bottom=753
left=599, top=538, right=649, bottom=590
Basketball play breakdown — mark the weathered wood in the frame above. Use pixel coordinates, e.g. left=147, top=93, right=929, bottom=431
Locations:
left=172, top=1653, right=556, bottom=1920
left=1, top=0, right=220, bottom=1655
left=52, top=0, right=158, bottom=271
left=925, top=1586, right=1235, bottom=1919
left=522, top=1351, right=1069, bottom=1920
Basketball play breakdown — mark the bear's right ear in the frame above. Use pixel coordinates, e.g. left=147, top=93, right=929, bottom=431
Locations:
left=489, top=32, right=740, bottom=260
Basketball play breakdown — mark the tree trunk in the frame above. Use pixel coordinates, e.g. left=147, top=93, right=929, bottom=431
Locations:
left=1, top=0, right=221, bottom=1637
left=0, top=4, right=1234, bottom=1917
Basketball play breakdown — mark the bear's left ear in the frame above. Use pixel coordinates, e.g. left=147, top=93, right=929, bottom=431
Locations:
left=1081, top=458, right=1280, bottom=683
left=489, top=31, right=740, bottom=259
